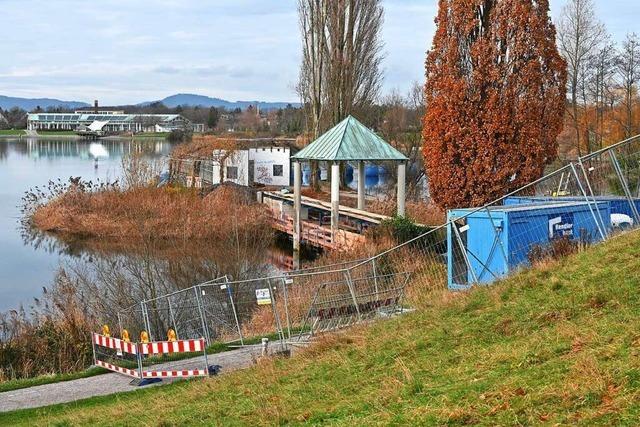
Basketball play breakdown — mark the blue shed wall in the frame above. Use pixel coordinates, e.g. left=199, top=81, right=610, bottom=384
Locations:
left=504, top=196, right=640, bottom=220
left=447, top=202, right=610, bottom=290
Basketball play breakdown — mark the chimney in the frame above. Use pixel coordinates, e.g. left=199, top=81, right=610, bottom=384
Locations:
left=94, top=100, right=99, bottom=114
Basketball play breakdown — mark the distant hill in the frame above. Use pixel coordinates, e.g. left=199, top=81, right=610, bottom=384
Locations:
left=0, top=96, right=90, bottom=111
left=0, top=93, right=298, bottom=112
left=143, top=94, right=299, bottom=111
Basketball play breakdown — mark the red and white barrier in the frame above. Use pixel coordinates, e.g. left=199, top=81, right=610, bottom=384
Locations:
left=95, top=360, right=140, bottom=378
left=92, top=333, right=138, bottom=355
left=142, top=369, right=207, bottom=378
left=91, top=333, right=208, bottom=382
left=139, top=338, right=205, bottom=356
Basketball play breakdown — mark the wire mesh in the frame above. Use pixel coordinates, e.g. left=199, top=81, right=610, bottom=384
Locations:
left=109, top=136, right=640, bottom=349
left=92, top=334, right=141, bottom=378
left=138, top=338, right=208, bottom=380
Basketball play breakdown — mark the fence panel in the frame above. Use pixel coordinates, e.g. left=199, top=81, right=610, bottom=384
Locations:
left=92, top=333, right=141, bottom=379
left=106, top=135, right=640, bottom=354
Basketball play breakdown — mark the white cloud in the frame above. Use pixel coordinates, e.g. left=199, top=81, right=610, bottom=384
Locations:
left=0, top=0, right=637, bottom=105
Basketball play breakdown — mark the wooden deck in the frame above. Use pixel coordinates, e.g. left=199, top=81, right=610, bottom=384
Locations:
left=262, top=191, right=388, bottom=251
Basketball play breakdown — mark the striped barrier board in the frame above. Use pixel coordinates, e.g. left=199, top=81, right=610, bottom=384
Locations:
left=142, top=369, right=207, bottom=378
left=96, top=360, right=140, bottom=378
left=91, top=334, right=208, bottom=382
left=92, top=333, right=138, bottom=355
left=139, top=338, right=205, bottom=356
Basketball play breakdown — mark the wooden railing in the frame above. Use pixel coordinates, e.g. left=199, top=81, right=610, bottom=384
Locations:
left=271, top=214, right=365, bottom=251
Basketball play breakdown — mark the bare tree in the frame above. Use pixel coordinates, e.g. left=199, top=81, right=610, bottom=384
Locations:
left=583, top=37, right=617, bottom=151
left=558, top=0, right=606, bottom=156
left=617, top=33, right=640, bottom=139
left=297, top=0, right=385, bottom=188
left=324, top=0, right=385, bottom=124
left=297, top=0, right=328, bottom=140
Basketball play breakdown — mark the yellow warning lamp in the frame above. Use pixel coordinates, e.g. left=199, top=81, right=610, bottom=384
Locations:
left=121, top=329, right=130, bottom=343
left=102, top=325, right=111, bottom=337
left=167, top=329, right=177, bottom=342
left=140, top=331, right=150, bottom=343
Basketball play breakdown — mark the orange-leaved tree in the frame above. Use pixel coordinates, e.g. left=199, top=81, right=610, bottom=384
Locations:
left=423, top=0, right=567, bottom=209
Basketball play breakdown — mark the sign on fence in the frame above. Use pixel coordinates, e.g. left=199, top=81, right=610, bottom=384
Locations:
left=256, top=288, right=271, bottom=305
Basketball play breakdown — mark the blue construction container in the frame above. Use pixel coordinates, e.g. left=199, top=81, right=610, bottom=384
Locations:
left=504, top=195, right=640, bottom=226
left=447, top=201, right=610, bottom=290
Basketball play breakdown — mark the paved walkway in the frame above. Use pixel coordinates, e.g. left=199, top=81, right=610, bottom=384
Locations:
left=0, top=345, right=270, bottom=412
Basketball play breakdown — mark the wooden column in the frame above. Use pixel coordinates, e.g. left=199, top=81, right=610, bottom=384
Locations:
left=397, top=162, right=406, bottom=217
left=331, top=162, right=340, bottom=242
left=293, top=161, right=302, bottom=253
left=357, top=161, right=365, bottom=211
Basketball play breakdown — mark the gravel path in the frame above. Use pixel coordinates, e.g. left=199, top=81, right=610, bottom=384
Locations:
left=0, top=345, right=268, bottom=412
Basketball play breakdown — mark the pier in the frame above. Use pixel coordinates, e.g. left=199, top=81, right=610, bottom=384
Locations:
left=262, top=191, right=389, bottom=251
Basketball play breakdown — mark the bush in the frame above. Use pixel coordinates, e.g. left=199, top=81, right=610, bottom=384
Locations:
left=376, top=215, right=431, bottom=245
left=167, top=128, right=193, bottom=142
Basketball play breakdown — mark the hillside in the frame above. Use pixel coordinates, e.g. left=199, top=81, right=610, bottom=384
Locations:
left=0, top=94, right=297, bottom=112
left=0, top=95, right=89, bottom=111
left=1, top=231, right=639, bottom=426
left=147, top=93, right=299, bottom=110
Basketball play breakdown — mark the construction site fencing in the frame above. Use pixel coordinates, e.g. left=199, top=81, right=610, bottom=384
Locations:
left=92, top=333, right=209, bottom=381
left=111, top=135, right=640, bottom=350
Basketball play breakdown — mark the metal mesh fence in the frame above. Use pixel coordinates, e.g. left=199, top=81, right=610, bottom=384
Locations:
left=92, top=334, right=141, bottom=378
left=111, top=135, right=640, bottom=349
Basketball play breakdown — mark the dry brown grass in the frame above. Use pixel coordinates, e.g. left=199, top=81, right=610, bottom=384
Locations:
left=31, top=184, right=270, bottom=244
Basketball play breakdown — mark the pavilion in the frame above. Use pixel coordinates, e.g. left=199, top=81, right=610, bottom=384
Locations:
left=291, top=115, right=409, bottom=251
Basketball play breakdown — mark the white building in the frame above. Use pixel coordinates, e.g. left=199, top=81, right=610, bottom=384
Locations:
left=27, top=110, right=192, bottom=133
left=212, top=146, right=293, bottom=187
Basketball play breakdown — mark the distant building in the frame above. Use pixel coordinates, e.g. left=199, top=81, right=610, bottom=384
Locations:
left=211, top=146, right=295, bottom=187
left=27, top=110, right=193, bottom=133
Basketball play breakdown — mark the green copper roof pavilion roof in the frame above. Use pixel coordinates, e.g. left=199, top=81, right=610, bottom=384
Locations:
left=292, top=115, right=408, bottom=162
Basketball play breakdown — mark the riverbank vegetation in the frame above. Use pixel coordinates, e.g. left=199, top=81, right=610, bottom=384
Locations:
left=1, top=149, right=276, bottom=384
left=2, top=229, right=637, bottom=425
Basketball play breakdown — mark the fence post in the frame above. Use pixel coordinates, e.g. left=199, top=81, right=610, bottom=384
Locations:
left=609, top=151, right=640, bottom=223
left=281, top=278, right=292, bottom=340
left=141, top=301, right=152, bottom=342
left=91, top=333, right=97, bottom=367
left=117, top=312, right=123, bottom=337
left=576, top=159, right=609, bottom=240
left=371, top=259, right=379, bottom=295
left=343, top=270, right=361, bottom=320
left=452, top=222, right=479, bottom=285
left=202, top=338, right=209, bottom=376
left=167, top=296, right=178, bottom=340
left=136, top=342, right=144, bottom=380
left=268, top=279, right=286, bottom=351
left=226, top=283, right=244, bottom=346
left=483, top=207, right=509, bottom=277
left=194, top=286, right=211, bottom=345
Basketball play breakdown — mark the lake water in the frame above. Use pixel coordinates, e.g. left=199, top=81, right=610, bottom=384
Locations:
left=0, top=137, right=174, bottom=311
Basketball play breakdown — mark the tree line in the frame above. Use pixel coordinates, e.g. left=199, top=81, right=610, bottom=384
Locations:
left=558, top=0, right=639, bottom=156
left=294, top=0, right=639, bottom=210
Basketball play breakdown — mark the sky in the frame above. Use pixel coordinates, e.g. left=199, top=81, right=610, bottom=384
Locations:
left=0, top=0, right=638, bottom=106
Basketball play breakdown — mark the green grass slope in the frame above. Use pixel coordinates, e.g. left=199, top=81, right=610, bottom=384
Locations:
left=2, top=231, right=639, bottom=426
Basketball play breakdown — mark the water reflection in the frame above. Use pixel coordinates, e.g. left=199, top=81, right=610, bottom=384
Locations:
left=0, top=137, right=173, bottom=311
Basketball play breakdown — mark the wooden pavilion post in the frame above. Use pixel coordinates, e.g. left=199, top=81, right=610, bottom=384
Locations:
left=357, top=161, right=365, bottom=211
left=397, top=161, right=406, bottom=217
left=331, top=161, right=341, bottom=242
left=293, top=161, right=302, bottom=254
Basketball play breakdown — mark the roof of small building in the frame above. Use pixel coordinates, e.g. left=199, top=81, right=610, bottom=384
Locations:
left=292, top=115, right=408, bottom=162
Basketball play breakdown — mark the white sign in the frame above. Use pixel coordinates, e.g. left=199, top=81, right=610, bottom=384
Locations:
left=256, top=288, right=271, bottom=305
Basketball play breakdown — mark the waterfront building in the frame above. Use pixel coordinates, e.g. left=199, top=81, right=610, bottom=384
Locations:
left=27, top=110, right=194, bottom=133
left=211, top=146, right=295, bottom=187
